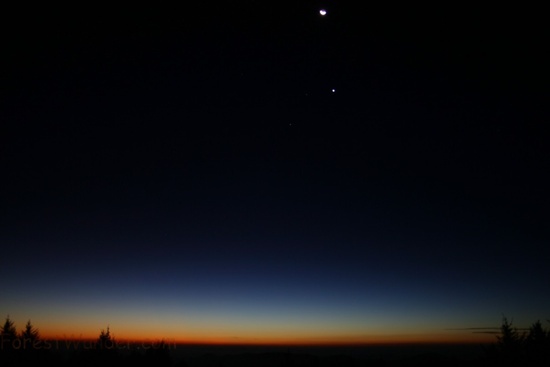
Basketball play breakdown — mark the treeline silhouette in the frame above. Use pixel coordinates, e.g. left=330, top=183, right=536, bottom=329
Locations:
left=1, top=315, right=549, bottom=366
left=0, top=316, right=176, bottom=367
left=480, top=317, right=550, bottom=366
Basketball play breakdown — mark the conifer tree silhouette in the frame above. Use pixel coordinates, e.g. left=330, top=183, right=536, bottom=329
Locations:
left=97, top=326, right=115, bottom=350
left=81, top=326, right=120, bottom=367
left=496, top=316, right=525, bottom=352
left=525, top=320, right=550, bottom=364
left=526, top=320, right=547, bottom=346
left=487, top=316, right=550, bottom=365
left=1, top=316, right=17, bottom=339
left=20, top=320, right=39, bottom=342
left=1, top=315, right=18, bottom=366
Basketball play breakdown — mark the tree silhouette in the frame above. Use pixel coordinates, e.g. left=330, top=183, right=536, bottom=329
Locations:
left=526, top=320, right=547, bottom=346
left=1, top=316, right=18, bottom=366
left=486, top=317, right=550, bottom=366
left=524, top=320, right=550, bottom=365
left=97, top=326, right=116, bottom=350
left=20, top=320, right=39, bottom=343
left=1, top=316, right=17, bottom=340
left=72, top=326, right=120, bottom=367
left=496, top=317, right=525, bottom=351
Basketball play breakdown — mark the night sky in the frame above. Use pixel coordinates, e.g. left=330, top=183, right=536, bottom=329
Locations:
left=1, top=3, right=548, bottom=344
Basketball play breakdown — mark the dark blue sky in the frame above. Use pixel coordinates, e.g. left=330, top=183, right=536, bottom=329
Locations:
left=1, top=3, right=548, bottom=343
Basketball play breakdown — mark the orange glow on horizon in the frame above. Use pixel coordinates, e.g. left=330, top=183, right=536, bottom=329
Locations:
left=27, top=313, right=495, bottom=347
left=38, top=330, right=494, bottom=347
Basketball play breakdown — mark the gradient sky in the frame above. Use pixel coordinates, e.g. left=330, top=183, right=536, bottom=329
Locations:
left=1, top=3, right=548, bottom=345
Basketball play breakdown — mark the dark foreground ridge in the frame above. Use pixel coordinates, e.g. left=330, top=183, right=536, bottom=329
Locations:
left=1, top=316, right=549, bottom=366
